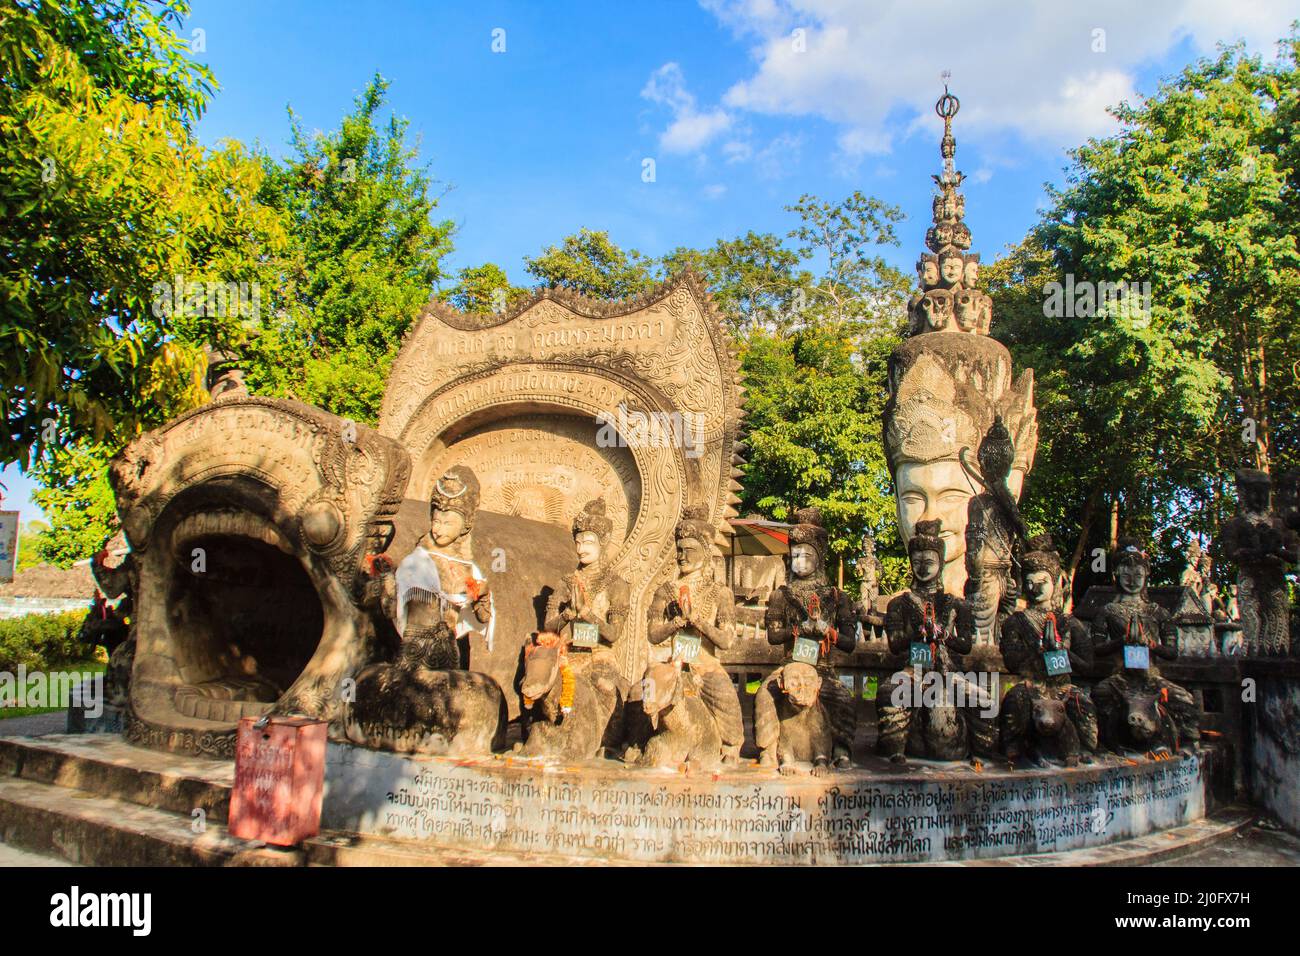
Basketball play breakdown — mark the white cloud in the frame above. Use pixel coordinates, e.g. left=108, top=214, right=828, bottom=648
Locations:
left=641, top=62, right=733, bottom=154
left=703, top=0, right=1298, bottom=155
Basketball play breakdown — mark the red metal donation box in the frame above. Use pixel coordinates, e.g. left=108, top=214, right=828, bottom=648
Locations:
left=228, top=715, right=327, bottom=846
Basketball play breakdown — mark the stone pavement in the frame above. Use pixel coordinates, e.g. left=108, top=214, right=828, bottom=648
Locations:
left=0, top=713, right=65, bottom=736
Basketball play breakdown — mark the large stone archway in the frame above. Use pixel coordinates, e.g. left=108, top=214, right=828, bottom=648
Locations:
left=109, top=396, right=409, bottom=756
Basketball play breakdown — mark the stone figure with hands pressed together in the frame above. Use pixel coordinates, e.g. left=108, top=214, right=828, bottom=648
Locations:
left=642, top=504, right=745, bottom=766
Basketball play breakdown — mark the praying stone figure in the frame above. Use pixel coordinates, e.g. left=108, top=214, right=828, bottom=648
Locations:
left=543, top=498, right=630, bottom=693
left=756, top=508, right=858, bottom=769
left=876, top=519, right=995, bottom=764
left=998, top=535, right=1097, bottom=767
left=1091, top=539, right=1200, bottom=754
left=644, top=504, right=745, bottom=765
left=385, top=465, right=494, bottom=668
left=1217, top=469, right=1298, bottom=656
left=961, top=416, right=1028, bottom=650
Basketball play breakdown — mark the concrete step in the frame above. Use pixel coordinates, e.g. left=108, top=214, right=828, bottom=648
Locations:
left=0, top=776, right=301, bottom=867
left=0, top=734, right=232, bottom=823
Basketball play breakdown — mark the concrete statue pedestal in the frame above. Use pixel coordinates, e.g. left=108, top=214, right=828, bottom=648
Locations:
left=320, top=743, right=1207, bottom=864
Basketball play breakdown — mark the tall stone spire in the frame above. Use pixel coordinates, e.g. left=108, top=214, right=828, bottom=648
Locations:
left=883, top=82, right=1038, bottom=602
left=907, top=82, right=991, bottom=337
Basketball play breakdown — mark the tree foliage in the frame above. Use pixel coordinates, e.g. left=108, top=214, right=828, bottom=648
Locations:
left=0, top=0, right=285, bottom=466
left=244, top=74, right=454, bottom=424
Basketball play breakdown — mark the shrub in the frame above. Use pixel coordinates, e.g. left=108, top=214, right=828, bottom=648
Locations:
left=0, top=611, right=97, bottom=673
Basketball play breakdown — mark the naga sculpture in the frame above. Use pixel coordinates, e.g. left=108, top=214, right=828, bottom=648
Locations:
left=635, top=661, right=722, bottom=771
left=643, top=504, right=745, bottom=765
left=1091, top=539, right=1200, bottom=754
left=998, top=535, right=1097, bottom=767
left=517, top=631, right=617, bottom=761
left=757, top=507, right=857, bottom=768
left=543, top=497, right=630, bottom=749
left=884, top=86, right=1037, bottom=602
left=1217, top=469, right=1297, bottom=656
left=876, top=519, right=994, bottom=764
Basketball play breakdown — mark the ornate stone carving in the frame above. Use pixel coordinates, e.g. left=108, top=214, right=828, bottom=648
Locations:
left=516, top=632, right=618, bottom=761
left=884, top=87, right=1037, bottom=597
left=642, top=504, right=745, bottom=765
left=379, top=271, right=746, bottom=690
left=107, top=390, right=410, bottom=756
left=961, top=416, right=1028, bottom=649
left=1216, top=469, right=1298, bottom=656
left=633, top=661, right=722, bottom=771
left=875, top=520, right=996, bottom=764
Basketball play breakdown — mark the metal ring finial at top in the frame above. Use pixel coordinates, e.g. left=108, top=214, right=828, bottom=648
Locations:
left=936, top=91, right=960, bottom=120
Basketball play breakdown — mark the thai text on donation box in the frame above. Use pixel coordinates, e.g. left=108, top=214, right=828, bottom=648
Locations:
left=228, top=716, right=327, bottom=846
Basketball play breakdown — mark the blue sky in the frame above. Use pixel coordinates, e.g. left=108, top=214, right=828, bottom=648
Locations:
left=4, top=0, right=1296, bottom=525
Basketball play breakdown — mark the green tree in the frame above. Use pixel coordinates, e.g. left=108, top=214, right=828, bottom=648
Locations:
left=28, top=442, right=118, bottom=567
left=989, top=31, right=1300, bottom=595
left=523, top=228, right=660, bottom=299
left=0, top=0, right=285, bottom=466
left=439, top=262, right=529, bottom=313
left=661, top=231, right=807, bottom=335
left=246, top=74, right=454, bottom=424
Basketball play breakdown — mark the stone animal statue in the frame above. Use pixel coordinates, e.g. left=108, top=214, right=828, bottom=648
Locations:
left=1003, top=693, right=1084, bottom=767
left=342, top=624, right=507, bottom=755
left=755, top=662, right=843, bottom=776
left=632, top=661, right=721, bottom=771
left=1105, top=682, right=1180, bottom=757
left=516, top=632, right=617, bottom=761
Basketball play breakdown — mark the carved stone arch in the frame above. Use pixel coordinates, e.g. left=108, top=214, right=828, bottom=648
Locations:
left=379, top=271, right=746, bottom=684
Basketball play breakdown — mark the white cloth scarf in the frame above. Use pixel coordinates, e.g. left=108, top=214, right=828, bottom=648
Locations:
left=395, top=546, right=495, bottom=651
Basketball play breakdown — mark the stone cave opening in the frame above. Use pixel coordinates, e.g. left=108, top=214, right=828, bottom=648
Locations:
left=165, top=525, right=324, bottom=724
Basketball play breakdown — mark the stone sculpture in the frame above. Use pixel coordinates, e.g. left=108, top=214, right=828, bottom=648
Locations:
left=644, top=505, right=745, bottom=765
left=854, top=534, right=886, bottom=634
left=757, top=507, right=857, bottom=768
left=876, top=519, right=994, bottom=764
left=517, top=631, right=616, bottom=761
left=342, top=626, right=508, bottom=755
left=543, top=498, right=630, bottom=692
left=384, top=465, right=494, bottom=668
left=1217, top=469, right=1297, bottom=656
left=961, top=416, right=1028, bottom=650
left=755, top=662, right=837, bottom=776
left=635, top=661, right=722, bottom=771
left=1090, top=539, right=1200, bottom=754
left=884, top=87, right=1037, bottom=599
left=998, top=535, right=1097, bottom=766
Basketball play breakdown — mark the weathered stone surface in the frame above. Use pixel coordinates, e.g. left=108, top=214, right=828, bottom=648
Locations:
left=884, top=89, right=1036, bottom=600
left=321, top=742, right=1207, bottom=864
left=378, top=273, right=747, bottom=687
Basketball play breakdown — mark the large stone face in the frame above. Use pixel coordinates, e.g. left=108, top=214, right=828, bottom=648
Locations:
left=110, top=396, right=410, bottom=757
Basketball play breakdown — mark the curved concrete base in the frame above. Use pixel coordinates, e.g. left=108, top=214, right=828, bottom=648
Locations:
left=321, top=744, right=1207, bottom=864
